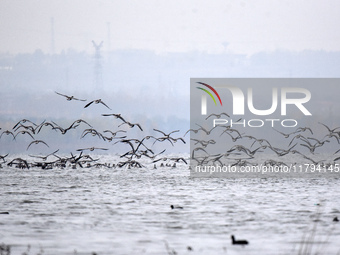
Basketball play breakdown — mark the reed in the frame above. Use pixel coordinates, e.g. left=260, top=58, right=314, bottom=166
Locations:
left=296, top=205, right=339, bottom=255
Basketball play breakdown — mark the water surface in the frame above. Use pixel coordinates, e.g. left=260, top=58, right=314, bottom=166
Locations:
left=1, top=155, right=340, bottom=255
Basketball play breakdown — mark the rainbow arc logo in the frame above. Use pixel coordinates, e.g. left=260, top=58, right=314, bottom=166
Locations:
left=196, top=82, right=223, bottom=106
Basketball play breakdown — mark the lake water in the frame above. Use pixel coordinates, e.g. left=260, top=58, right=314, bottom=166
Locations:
left=1, top=155, right=340, bottom=255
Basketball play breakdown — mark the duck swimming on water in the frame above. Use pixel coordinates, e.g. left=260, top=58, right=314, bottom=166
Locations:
left=231, top=235, right=248, bottom=245
left=170, top=205, right=183, bottom=210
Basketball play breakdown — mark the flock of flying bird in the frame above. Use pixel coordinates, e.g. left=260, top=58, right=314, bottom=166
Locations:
left=189, top=112, right=340, bottom=168
left=1, top=91, right=340, bottom=171
left=0, top=92, right=187, bottom=170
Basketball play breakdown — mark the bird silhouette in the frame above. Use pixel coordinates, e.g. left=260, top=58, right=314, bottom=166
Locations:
left=118, top=121, right=143, bottom=131
left=13, top=130, right=34, bottom=140
left=273, top=128, right=298, bottom=138
left=0, top=153, right=9, bottom=163
left=29, top=149, right=60, bottom=161
left=319, top=122, right=340, bottom=133
left=191, top=139, right=216, bottom=148
left=13, top=119, right=38, bottom=130
left=76, top=147, right=109, bottom=152
left=36, top=121, right=56, bottom=134
left=205, top=112, right=230, bottom=120
left=102, top=113, right=126, bottom=123
left=13, top=123, right=37, bottom=134
left=84, top=99, right=111, bottom=110
left=51, top=121, right=80, bottom=134
left=27, top=140, right=49, bottom=150
left=0, top=130, right=16, bottom=140
left=170, top=205, right=183, bottom=209
left=70, top=119, right=93, bottom=128
left=55, top=91, right=86, bottom=101
left=231, top=235, right=248, bottom=245
left=81, top=128, right=106, bottom=140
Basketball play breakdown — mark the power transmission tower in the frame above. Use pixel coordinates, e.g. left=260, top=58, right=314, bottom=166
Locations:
left=50, top=17, right=55, bottom=54
left=107, top=22, right=111, bottom=63
left=107, top=22, right=111, bottom=53
left=92, top=40, right=103, bottom=92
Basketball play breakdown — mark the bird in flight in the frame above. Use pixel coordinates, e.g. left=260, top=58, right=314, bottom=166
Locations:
left=153, top=157, right=188, bottom=164
left=152, top=129, right=185, bottom=145
left=76, top=147, right=109, bottom=152
left=0, top=153, right=9, bottom=163
left=81, top=128, right=106, bottom=140
left=27, top=140, right=49, bottom=150
left=55, top=91, right=87, bottom=101
left=29, top=149, right=60, bottom=161
left=103, top=113, right=143, bottom=132
left=119, top=121, right=143, bottom=131
left=273, top=128, right=298, bottom=139
left=70, top=119, right=93, bottom=128
left=319, top=122, right=340, bottom=134
left=13, top=119, right=38, bottom=130
left=84, top=99, right=112, bottom=110
left=13, top=130, right=35, bottom=140
left=0, top=130, right=16, bottom=140
left=205, top=112, right=230, bottom=120
left=102, top=113, right=126, bottom=123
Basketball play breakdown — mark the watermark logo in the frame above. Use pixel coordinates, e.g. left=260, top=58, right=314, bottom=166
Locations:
left=190, top=78, right=340, bottom=179
left=198, top=83, right=312, bottom=116
left=196, top=82, right=223, bottom=115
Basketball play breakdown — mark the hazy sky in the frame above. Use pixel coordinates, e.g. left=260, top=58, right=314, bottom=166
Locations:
left=1, top=0, right=340, bottom=55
